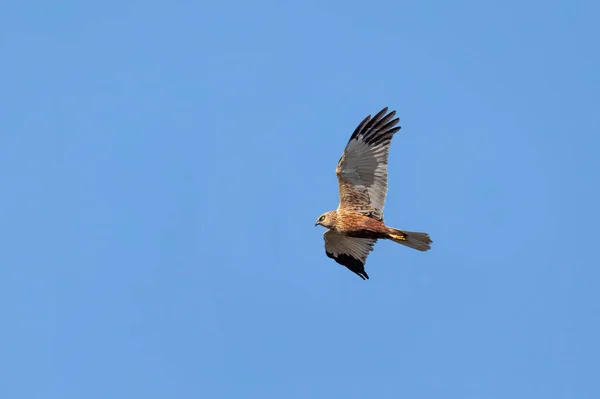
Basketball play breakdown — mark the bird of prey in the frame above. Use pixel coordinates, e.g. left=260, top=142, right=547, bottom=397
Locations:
left=315, top=107, right=432, bottom=280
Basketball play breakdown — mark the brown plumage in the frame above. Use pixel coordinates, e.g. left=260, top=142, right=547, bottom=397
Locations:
left=315, top=107, right=432, bottom=280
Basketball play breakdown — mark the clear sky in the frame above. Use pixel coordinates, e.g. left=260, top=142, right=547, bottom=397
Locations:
left=1, top=1, right=599, bottom=398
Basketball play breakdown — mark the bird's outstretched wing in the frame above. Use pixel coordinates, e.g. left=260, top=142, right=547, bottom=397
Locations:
left=336, top=107, right=401, bottom=221
left=323, top=230, right=377, bottom=280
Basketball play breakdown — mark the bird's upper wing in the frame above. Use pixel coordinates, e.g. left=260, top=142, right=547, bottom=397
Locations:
left=323, top=230, right=377, bottom=280
left=336, top=107, right=401, bottom=220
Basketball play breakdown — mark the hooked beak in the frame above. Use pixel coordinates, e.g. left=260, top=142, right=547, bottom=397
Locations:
left=314, top=221, right=319, bottom=227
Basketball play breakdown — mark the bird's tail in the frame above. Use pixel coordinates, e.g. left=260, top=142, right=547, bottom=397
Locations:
left=385, top=226, right=432, bottom=252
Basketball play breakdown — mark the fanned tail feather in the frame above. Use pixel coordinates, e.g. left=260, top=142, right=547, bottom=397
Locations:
left=386, top=227, right=432, bottom=252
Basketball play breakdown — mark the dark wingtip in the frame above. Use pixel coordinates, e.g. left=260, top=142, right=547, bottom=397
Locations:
left=373, top=107, right=390, bottom=120
left=353, top=270, right=369, bottom=280
left=349, top=107, right=400, bottom=144
left=327, top=252, right=371, bottom=280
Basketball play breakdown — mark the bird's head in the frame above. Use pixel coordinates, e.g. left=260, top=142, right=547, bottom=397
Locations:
left=315, top=211, right=335, bottom=228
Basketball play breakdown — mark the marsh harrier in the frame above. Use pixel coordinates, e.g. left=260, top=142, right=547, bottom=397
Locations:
left=315, top=107, right=432, bottom=280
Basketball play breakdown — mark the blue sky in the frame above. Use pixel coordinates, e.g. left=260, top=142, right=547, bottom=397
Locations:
left=1, top=0, right=599, bottom=398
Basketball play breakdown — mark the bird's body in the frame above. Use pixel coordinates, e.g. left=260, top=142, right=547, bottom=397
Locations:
left=315, top=107, right=432, bottom=280
left=319, top=209, right=386, bottom=239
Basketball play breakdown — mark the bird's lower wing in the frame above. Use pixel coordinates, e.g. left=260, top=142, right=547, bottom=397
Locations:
left=323, top=230, right=377, bottom=280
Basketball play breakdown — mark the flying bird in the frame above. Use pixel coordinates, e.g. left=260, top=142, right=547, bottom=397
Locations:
left=315, top=107, right=432, bottom=280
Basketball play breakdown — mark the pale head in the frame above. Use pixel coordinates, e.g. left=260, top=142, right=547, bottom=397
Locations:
left=315, top=211, right=336, bottom=229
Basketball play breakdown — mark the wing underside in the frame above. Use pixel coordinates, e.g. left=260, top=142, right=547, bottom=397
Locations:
left=323, top=230, right=376, bottom=280
left=336, top=107, right=401, bottom=220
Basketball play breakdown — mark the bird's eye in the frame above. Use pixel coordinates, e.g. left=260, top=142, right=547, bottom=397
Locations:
left=319, top=215, right=325, bottom=221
